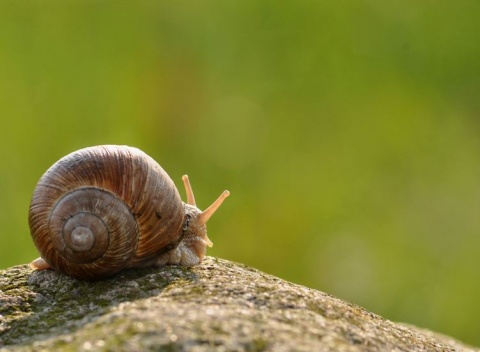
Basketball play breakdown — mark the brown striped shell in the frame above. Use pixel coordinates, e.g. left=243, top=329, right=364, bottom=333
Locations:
left=28, top=145, right=229, bottom=280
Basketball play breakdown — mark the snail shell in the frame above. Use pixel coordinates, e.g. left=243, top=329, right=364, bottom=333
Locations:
left=28, top=145, right=229, bottom=280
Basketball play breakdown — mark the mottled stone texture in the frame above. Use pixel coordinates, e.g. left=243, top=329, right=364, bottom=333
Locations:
left=0, top=257, right=477, bottom=351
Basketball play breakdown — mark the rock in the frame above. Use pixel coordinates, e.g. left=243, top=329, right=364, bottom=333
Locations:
left=0, top=257, right=477, bottom=351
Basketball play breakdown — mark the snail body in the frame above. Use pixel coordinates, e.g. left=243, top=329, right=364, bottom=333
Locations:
left=28, top=145, right=229, bottom=280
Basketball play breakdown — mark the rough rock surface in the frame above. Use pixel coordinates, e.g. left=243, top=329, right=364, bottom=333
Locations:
left=0, top=257, right=477, bottom=352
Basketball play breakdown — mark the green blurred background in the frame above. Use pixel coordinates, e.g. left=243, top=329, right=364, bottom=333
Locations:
left=1, top=0, right=479, bottom=345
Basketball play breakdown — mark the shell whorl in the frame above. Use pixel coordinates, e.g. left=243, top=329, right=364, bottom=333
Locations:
left=28, top=145, right=185, bottom=280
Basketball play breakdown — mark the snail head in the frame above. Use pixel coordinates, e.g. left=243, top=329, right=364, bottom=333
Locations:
left=156, top=175, right=229, bottom=267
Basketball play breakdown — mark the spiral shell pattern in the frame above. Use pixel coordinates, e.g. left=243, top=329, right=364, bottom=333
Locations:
left=28, top=145, right=185, bottom=280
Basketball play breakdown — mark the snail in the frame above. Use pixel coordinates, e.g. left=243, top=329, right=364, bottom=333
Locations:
left=28, top=145, right=229, bottom=280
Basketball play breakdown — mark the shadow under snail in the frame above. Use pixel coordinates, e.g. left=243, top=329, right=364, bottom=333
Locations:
left=28, top=145, right=230, bottom=280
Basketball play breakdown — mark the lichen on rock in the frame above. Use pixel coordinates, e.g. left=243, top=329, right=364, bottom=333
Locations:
left=0, top=257, right=478, bottom=351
